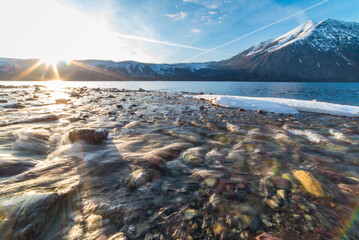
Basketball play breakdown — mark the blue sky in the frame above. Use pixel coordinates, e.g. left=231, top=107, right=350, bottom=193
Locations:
left=0, top=0, right=358, bottom=63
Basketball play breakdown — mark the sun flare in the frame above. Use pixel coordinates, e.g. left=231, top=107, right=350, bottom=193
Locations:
left=40, top=57, right=60, bottom=67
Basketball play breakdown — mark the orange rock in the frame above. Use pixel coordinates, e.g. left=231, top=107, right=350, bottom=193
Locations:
left=293, top=170, right=325, bottom=197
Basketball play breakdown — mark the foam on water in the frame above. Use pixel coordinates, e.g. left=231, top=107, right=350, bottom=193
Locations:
left=287, top=129, right=329, bottom=144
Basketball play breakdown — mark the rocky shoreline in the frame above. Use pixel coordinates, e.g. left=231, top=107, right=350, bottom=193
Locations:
left=0, top=85, right=358, bottom=240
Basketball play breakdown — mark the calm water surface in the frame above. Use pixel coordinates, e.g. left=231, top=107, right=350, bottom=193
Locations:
left=1, top=81, right=359, bottom=106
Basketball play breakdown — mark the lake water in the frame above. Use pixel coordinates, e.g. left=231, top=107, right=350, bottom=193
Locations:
left=1, top=81, right=359, bottom=106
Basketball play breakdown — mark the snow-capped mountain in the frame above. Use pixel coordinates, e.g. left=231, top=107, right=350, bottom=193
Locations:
left=82, top=60, right=217, bottom=77
left=223, top=18, right=359, bottom=81
left=0, top=18, right=358, bottom=81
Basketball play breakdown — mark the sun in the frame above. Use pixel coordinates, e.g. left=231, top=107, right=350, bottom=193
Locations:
left=40, top=56, right=60, bottom=67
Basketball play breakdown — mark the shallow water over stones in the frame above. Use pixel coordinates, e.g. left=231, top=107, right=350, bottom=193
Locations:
left=0, top=84, right=358, bottom=240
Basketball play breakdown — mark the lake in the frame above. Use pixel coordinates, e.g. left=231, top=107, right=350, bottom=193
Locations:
left=1, top=81, right=359, bottom=106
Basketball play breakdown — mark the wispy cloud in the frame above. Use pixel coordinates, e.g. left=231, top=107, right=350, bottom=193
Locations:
left=183, top=0, right=222, bottom=9
left=190, top=28, right=201, bottom=33
left=116, top=32, right=205, bottom=50
left=184, top=0, right=330, bottom=62
left=209, top=4, right=219, bottom=9
left=166, top=11, right=188, bottom=21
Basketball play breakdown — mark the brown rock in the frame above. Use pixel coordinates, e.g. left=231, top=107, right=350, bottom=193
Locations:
left=272, top=176, right=292, bottom=191
left=68, top=129, right=108, bottom=144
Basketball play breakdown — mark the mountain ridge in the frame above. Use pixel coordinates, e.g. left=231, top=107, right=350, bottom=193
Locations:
left=0, top=18, right=358, bottom=82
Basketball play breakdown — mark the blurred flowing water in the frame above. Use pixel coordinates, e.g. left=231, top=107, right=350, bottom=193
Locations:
left=0, top=82, right=358, bottom=239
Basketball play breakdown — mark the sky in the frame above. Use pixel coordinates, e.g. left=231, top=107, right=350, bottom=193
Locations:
left=0, top=0, right=358, bottom=64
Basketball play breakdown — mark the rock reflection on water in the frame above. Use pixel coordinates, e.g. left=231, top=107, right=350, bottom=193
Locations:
left=0, top=84, right=358, bottom=240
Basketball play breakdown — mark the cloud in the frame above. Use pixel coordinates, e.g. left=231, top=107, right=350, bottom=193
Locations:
left=184, top=0, right=330, bottom=62
left=209, top=4, right=219, bottom=9
left=208, top=11, right=217, bottom=15
left=190, top=28, right=201, bottom=33
left=166, top=11, right=188, bottom=21
left=183, top=0, right=222, bottom=9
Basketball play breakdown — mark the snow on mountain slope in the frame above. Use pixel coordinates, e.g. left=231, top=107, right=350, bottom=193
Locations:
left=243, top=19, right=359, bottom=57
left=83, top=60, right=215, bottom=77
left=223, top=18, right=359, bottom=81
left=246, top=20, right=316, bottom=56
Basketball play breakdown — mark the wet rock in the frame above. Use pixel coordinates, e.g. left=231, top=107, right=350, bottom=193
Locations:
left=127, top=169, right=151, bottom=190
left=212, top=222, right=226, bottom=235
left=256, top=232, right=282, bottom=240
left=8, top=114, right=60, bottom=125
left=148, top=143, right=190, bottom=161
left=0, top=100, right=8, bottom=103
left=317, top=168, right=357, bottom=184
left=0, top=208, right=5, bottom=222
left=208, top=194, right=221, bottom=208
left=181, top=146, right=207, bottom=165
left=232, top=203, right=261, bottom=231
left=271, top=176, right=292, bottom=191
left=265, top=197, right=280, bottom=210
left=2, top=103, right=25, bottom=108
left=68, top=225, right=84, bottom=240
left=132, top=223, right=151, bottom=238
left=165, top=159, right=190, bottom=176
left=68, top=129, right=108, bottom=144
left=293, top=170, right=325, bottom=197
left=0, top=161, right=36, bottom=177
left=204, top=178, right=217, bottom=187
left=184, top=209, right=200, bottom=221
left=261, top=218, right=273, bottom=228
left=138, top=88, right=145, bottom=92
left=205, top=148, right=224, bottom=163
left=86, top=214, right=103, bottom=232
left=55, top=98, right=69, bottom=104
left=68, top=117, right=84, bottom=123
left=276, top=189, right=286, bottom=201
left=108, top=232, right=127, bottom=240
left=257, top=110, right=267, bottom=114
left=144, top=233, right=154, bottom=240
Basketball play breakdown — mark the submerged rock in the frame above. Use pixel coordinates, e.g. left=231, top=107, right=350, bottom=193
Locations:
left=68, top=129, right=108, bottom=144
left=293, top=170, right=325, bottom=197
left=256, top=232, right=282, bottom=240
left=108, top=232, right=127, bottom=240
left=181, top=146, right=207, bottom=165
left=0, top=161, right=36, bottom=177
left=86, top=214, right=103, bottom=232
left=127, top=169, right=151, bottom=190
left=2, top=103, right=25, bottom=108
left=55, top=98, right=69, bottom=104
left=0, top=208, right=5, bottom=223
left=25, top=114, right=59, bottom=123
left=184, top=209, right=200, bottom=221
left=271, top=176, right=292, bottom=191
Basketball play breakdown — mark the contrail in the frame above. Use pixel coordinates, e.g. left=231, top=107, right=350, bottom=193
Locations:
left=184, top=0, right=329, bottom=62
left=116, top=32, right=207, bottom=51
